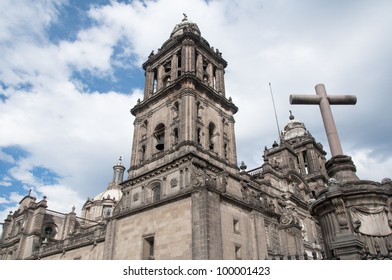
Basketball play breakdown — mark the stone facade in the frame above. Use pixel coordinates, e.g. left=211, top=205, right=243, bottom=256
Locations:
left=1, top=17, right=391, bottom=260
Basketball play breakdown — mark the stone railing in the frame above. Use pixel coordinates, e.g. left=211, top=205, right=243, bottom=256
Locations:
left=247, top=167, right=263, bottom=177
left=37, top=224, right=106, bottom=256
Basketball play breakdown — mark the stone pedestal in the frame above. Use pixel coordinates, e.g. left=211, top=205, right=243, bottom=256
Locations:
left=326, top=155, right=359, bottom=182
left=331, top=234, right=364, bottom=260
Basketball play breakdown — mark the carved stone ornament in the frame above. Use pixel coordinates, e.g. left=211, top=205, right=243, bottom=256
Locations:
left=331, top=197, right=348, bottom=229
left=216, top=172, right=228, bottom=193
left=241, top=185, right=251, bottom=202
left=113, top=205, right=121, bottom=216
left=280, top=206, right=300, bottom=227
left=133, top=193, right=140, bottom=202
left=280, top=212, right=293, bottom=226
left=350, top=206, right=392, bottom=236
left=189, top=164, right=205, bottom=188
left=170, top=178, right=178, bottom=188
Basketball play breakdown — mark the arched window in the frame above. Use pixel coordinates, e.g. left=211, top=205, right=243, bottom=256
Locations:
left=302, top=151, right=309, bottom=174
left=140, top=145, right=146, bottom=161
left=196, top=101, right=201, bottom=118
left=141, top=120, right=148, bottom=140
left=197, top=127, right=201, bottom=145
left=208, top=122, right=216, bottom=151
left=163, top=75, right=171, bottom=88
left=152, top=184, right=161, bottom=202
left=173, top=128, right=179, bottom=144
left=152, top=69, right=158, bottom=94
left=154, top=123, right=165, bottom=151
left=173, top=102, right=179, bottom=118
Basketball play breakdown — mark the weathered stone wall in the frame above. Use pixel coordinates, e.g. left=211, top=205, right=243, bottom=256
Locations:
left=220, top=200, right=268, bottom=259
left=113, top=197, right=192, bottom=259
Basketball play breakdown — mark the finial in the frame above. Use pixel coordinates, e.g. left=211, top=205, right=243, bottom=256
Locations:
left=71, top=205, right=75, bottom=212
left=118, top=156, right=123, bottom=166
left=28, top=189, right=32, bottom=196
left=182, top=13, right=188, bottom=21
left=240, top=161, right=247, bottom=171
left=289, top=110, right=294, bottom=120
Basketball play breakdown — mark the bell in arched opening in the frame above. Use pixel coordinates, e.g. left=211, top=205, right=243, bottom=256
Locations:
left=154, top=123, right=165, bottom=151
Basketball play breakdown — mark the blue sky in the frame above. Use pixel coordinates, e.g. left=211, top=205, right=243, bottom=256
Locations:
left=1, top=0, right=392, bottom=224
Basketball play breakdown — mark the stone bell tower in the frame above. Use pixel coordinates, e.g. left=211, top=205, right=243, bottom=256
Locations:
left=128, top=15, right=238, bottom=179
left=108, top=16, right=241, bottom=260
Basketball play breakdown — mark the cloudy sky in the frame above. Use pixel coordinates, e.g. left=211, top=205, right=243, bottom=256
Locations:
left=1, top=0, right=391, bottom=223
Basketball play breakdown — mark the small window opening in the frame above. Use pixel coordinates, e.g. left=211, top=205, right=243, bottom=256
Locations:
left=233, top=219, right=240, bottom=234
left=152, top=185, right=161, bottom=202
left=141, top=145, right=146, bottom=161
left=303, top=151, right=309, bottom=174
left=197, top=128, right=201, bottom=145
left=173, top=102, right=179, bottom=119
left=208, top=123, right=216, bottom=150
left=152, top=69, right=158, bottom=94
left=163, top=75, right=171, bottom=88
left=143, top=236, right=155, bottom=260
left=235, top=245, right=242, bottom=260
left=103, top=206, right=112, bottom=217
left=173, top=128, right=179, bottom=144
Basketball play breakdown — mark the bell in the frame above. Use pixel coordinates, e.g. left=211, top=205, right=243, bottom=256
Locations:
left=156, top=143, right=164, bottom=151
left=155, top=136, right=164, bottom=151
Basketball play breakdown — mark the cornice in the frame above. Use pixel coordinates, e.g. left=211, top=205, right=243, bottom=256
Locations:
left=130, top=74, right=237, bottom=116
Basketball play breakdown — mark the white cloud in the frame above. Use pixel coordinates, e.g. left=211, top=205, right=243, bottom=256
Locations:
left=350, top=149, right=392, bottom=182
left=0, top=197, right=9, bottom=204
left=0, top=150, right=15, bottom=163
left=9, top=192, right=24, bottom=204
left=0, top=0, right=64, bottom=43
left=37, top=184, right=85, bottom=214
left=58, top=26, right=118, bottom=74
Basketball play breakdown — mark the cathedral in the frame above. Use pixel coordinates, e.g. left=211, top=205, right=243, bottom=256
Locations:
left=1, top=17, right=391, bottom=260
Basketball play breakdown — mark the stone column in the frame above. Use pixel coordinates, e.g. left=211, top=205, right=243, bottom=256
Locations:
left=191, top=189, right=223, bottom=259
left=182, top=39, right=195, bottom=73
left=196, top=53, right=203, bottom=80
left=206, top=63, right=213, bottom=88
left=228, top=117, right=237, bottom=165
left=171, top=54, right=178, bottom=81
left=156, top=64, right=164, bottom=92
left=144, top=66, right=154, bottom=99
left=181, top=89, right=196, bottom=143
left=130, top=119, right=142, bottom=168
left=103, top=219, right=117, bottom=259
left=215, top=64, right=225, bottom=96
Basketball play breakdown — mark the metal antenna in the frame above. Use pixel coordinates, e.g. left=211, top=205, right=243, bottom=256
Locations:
left=269, top=82, right=281, bottom=139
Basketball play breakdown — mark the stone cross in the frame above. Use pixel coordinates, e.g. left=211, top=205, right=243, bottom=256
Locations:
left=289, top=84, right=357, bottom=157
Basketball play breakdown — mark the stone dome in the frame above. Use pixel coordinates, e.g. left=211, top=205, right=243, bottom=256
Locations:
left=282, top=112, right=308, bottom=141
left=93, top=188, right=122, bottom=201
left=170, top=15, right=201, bottom=38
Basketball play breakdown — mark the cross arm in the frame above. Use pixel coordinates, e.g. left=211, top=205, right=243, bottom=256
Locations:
left=290, top=95, right=321, bottom=104
left=290, top=95, right=357, bottom=105
left=327, top=95, right=357, bottom=105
